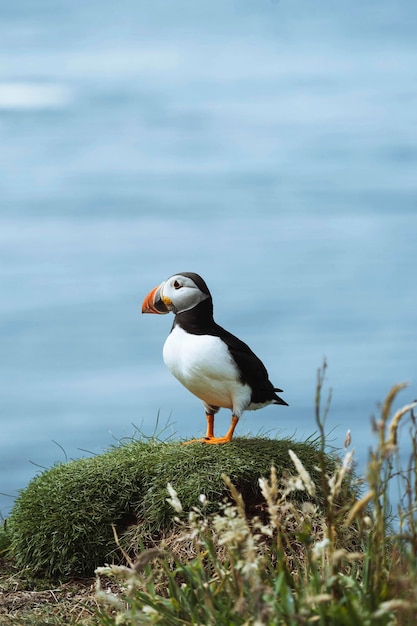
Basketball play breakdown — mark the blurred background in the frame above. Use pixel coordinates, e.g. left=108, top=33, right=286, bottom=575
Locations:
left=1, top=0, right=416, bottom=517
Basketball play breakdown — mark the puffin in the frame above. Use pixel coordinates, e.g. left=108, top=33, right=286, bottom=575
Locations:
left=142, top=272, right=288, bottom=444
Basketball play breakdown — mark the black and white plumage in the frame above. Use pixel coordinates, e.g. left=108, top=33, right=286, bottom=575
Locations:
left=142, top=272, right=288, bottom=444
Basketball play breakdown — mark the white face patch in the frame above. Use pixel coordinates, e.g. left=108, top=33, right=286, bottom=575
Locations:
left=161, top=275, right=209, bottom=314
left=162, top=326, right=252, bottom=416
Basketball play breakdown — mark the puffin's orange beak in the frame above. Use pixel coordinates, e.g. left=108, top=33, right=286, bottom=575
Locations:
left=141, top=283, right=170, bottom=314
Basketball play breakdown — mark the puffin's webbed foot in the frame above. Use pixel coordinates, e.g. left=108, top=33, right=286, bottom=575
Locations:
left=182, top=436, right=215, bottom=446
left=181, top=412, right=216, bottom=445
left=200, top=435, right=233, bottom=445
left=182, top=415, right=239, bottom=446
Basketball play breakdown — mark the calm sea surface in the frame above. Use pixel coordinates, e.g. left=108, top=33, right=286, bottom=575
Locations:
left=1, top=0, right=416, bottom=517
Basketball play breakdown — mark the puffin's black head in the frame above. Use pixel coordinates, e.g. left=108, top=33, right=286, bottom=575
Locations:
left=142, top=272, right=212, bottom=315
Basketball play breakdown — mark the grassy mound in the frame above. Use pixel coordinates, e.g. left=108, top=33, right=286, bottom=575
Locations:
left=8, top=436, right=353, bottom=579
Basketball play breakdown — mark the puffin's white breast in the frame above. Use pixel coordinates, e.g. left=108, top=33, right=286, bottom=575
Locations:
left=162, top=326, right=251, bottom=412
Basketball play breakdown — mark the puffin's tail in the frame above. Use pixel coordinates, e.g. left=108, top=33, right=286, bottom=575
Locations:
left=273, top=388, right=289, bottom=406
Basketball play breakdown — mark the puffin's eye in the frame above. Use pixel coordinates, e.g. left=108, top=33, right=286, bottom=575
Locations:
left=173, top=280, right=182, bottom=290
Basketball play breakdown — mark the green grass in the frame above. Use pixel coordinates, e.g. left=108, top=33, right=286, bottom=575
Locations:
left=0, top=522, right=10, bottom=555
left=7, top=433, right=347, bottom=579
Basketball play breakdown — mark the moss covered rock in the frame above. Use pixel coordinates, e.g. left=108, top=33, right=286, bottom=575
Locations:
left=8, top=437, right=350, bottom=578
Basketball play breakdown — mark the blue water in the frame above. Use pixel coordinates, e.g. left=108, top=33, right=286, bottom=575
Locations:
left=1, top=0, right=416, bottom=518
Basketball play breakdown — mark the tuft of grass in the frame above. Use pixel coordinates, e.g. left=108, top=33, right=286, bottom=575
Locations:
left=7, top=432, right=352, bottom=579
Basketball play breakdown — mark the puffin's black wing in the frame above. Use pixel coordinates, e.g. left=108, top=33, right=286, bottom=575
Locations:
left=212, top=324, right=288, bottom=406
left=173, top=300, right=288, bottom=407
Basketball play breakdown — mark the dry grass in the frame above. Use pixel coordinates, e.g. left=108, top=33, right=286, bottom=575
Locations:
left=0, top=560, right=98, bottom=625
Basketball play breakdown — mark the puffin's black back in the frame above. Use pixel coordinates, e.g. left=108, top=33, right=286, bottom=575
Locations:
left=174, top=298, right=288, bottom=407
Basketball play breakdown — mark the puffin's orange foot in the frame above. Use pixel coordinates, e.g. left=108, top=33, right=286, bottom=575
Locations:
left=201, top=416, right=239, bottom=444
left=182, top=436, right=233, bottom=445
left=182, top=436, right=215, bottom=446
left=182, top=415, right=238, bottom=445
left=201, top=436, right=233, bottom=445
